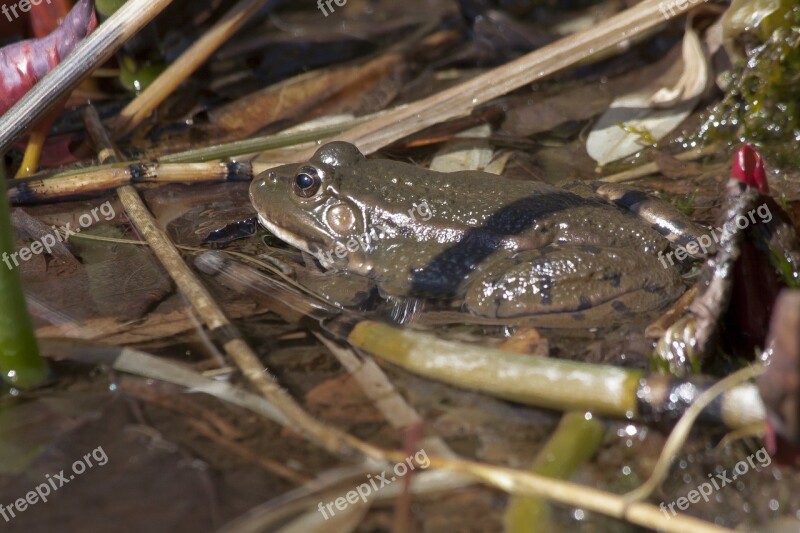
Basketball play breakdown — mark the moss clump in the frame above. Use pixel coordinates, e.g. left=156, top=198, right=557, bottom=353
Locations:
left=695, top=1, right=800, bottom=164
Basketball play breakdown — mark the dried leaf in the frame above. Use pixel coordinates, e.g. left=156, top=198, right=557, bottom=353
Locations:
left=209, top=54, right=407, bottom=138
left=429, top=124, right=493, bottom=172
left=0, top=0, right=97, bottom=115
left=500, top=84, right=615, bottom=138
left=650, top=25, right=707, bottom=107
left=585, top=30, right=708, bottom=166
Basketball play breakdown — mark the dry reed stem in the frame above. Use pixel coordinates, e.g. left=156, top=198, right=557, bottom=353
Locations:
left=111, top=0, right=271, bottom=138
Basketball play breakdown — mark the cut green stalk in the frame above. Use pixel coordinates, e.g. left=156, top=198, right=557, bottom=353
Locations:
left=347, top=321, right=642, bottom=416
left=0, top=161, right=48, bottom=388
left=345, top=321, right=765, bottom=430
left=505, top=411, right=606, bottom=532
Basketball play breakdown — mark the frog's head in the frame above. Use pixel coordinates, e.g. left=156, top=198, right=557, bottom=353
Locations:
left=249, top=142, right=369, bottom=268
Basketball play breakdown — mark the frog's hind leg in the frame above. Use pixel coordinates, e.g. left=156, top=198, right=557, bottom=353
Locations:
left=594, top=183, right=711, bottom=259
left=462, top=245, right=684, bottom=326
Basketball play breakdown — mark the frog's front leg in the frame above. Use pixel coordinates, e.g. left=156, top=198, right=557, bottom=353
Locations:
left=463, top=245, right=684, bottom=324
left=296, top=265, right=375, bottom=307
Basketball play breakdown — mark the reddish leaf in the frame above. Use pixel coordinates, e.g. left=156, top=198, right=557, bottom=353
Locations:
left=0, top=0, right=97, bottom=116
left=30, top=0, right=74, bottom=38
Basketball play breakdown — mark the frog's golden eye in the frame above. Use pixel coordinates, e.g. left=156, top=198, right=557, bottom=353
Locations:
left=293, top=167, right=322, bottom=198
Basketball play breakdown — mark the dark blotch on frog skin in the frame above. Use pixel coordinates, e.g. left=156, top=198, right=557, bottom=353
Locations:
left=612, top=300, right=629, bottom=312
left=410, top=191, right=594, bottom=297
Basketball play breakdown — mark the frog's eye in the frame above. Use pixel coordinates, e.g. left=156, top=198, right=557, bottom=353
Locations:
left=293, top=167, right=323, bottom=198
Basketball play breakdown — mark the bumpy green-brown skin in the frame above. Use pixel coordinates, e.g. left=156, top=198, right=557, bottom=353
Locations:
left=251, top=142, right=685, bottom=325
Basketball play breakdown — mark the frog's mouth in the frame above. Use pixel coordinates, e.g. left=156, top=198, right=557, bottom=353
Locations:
left=257, top=214, right=316, bottom=254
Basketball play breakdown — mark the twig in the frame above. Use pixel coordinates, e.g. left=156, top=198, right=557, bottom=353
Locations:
left=81, top=106, right=122, bottom=164
left=118, top=377, right=245, bottom=439
left=159, top=112, right=382, bottom=163
left=110, top=0, right=271, bottom=138
left=645, top=285, right=698, bottom=338
left=314, top=334, right=455, bottom=460
left=7, top=161, right=265, bottom=204
left=0, top=0, right=174, bottom=154
left=187, top=418, right=311, bottom=485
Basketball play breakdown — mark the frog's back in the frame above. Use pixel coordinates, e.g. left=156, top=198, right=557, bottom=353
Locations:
left=345, top=159, right=596, bottom=228
left=343, top=160, right=666, bottom=256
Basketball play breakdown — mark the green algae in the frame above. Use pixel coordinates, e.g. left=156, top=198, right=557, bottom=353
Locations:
left=695, top=1, right=800, bottom=165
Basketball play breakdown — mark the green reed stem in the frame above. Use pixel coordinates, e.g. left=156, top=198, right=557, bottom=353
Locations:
left=0, top=161, right=48, bottom=388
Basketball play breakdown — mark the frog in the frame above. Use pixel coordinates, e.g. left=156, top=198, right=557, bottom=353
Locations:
left=250, top=141, right=702, bottom=326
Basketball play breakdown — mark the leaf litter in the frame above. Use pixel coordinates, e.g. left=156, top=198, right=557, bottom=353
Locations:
left=1, top=1, right=800, bottom=532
